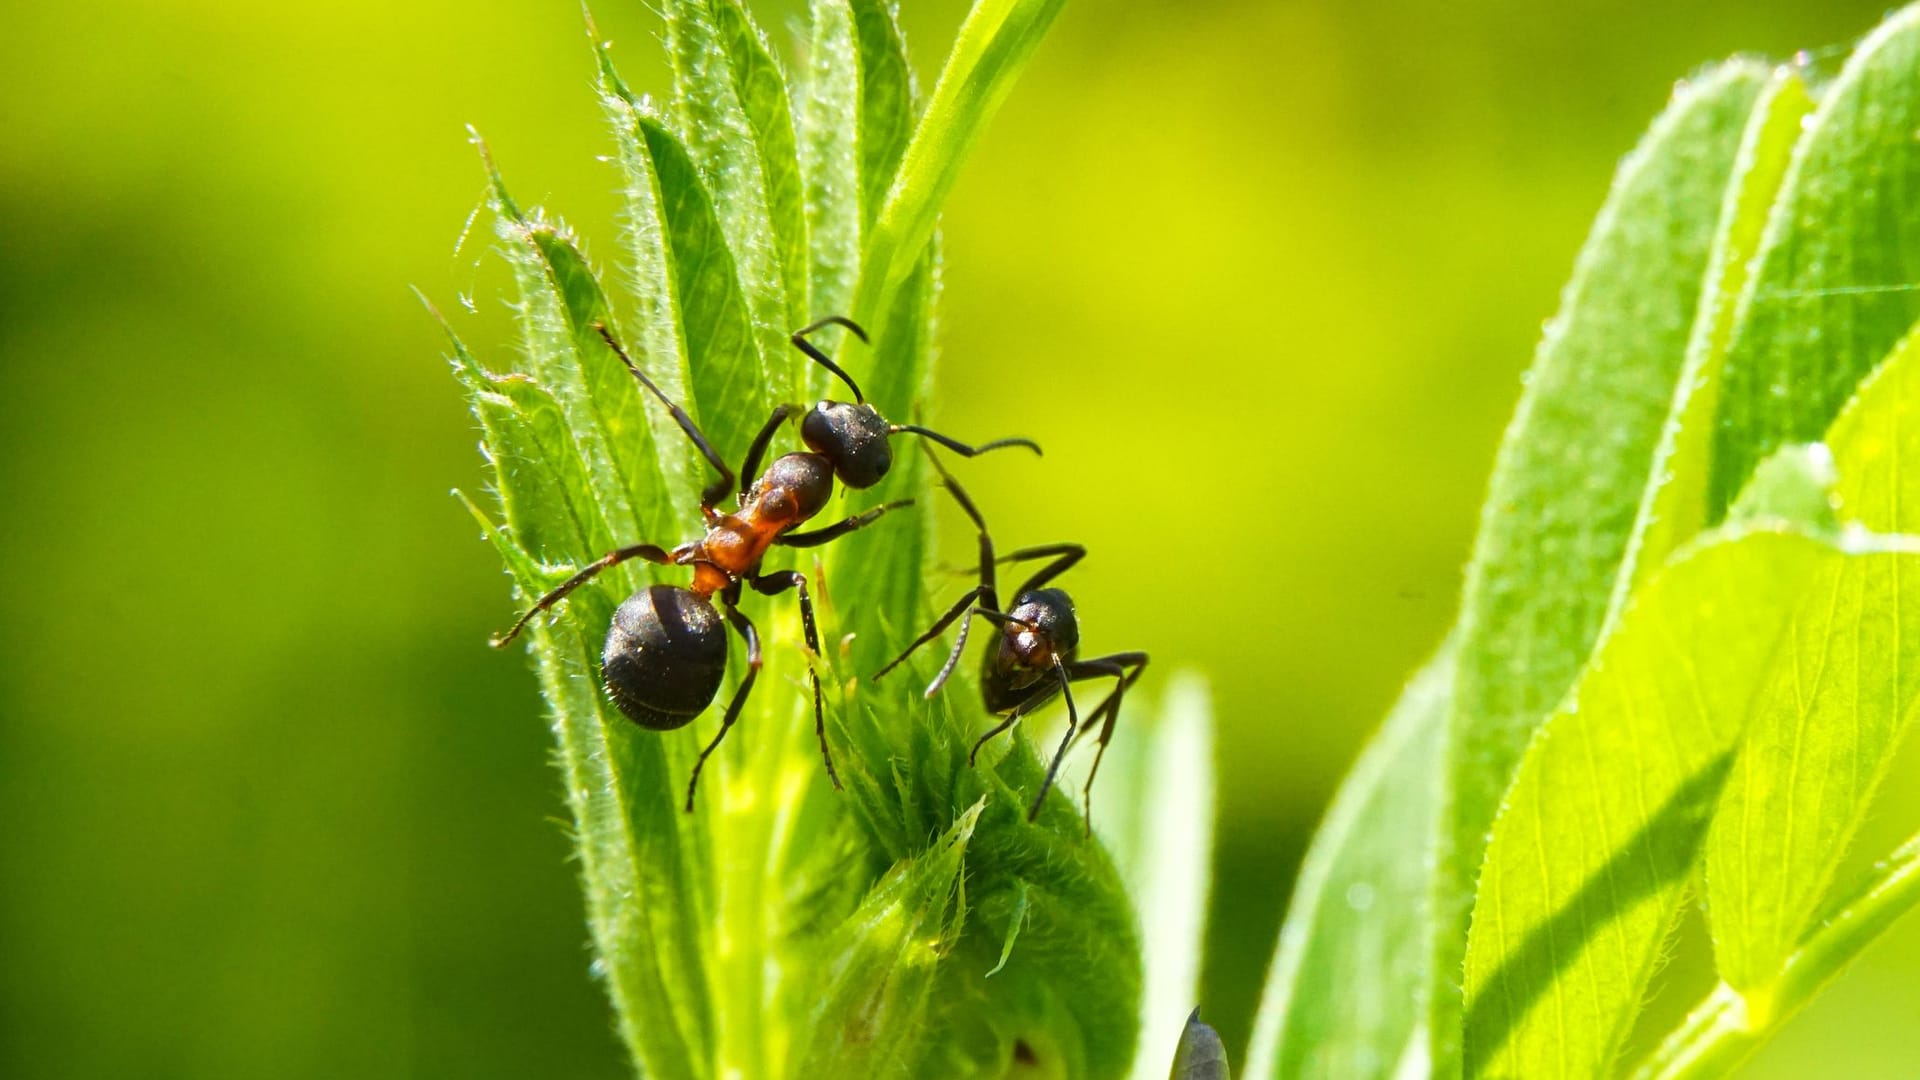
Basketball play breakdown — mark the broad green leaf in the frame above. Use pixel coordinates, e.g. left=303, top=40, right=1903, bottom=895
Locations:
left=1438, top=62, right=1769, bottom=1073
left=1707, top=326, right=1920, bottom=992
left=1246, top=644, right=1450, bottom=1080
left=1610, top=71, right=1815, bottom=603
left=1709, top=7, right=1920, bottom=517
left=791, top=803, right=980, bottom=1076
left=1458, top=528, right=1920, bottom=1080
left=637, top=115, right=774, bottom=472
left=1092, top=676, right=1216, bottom=1080
left=798, top=0, right=862, bottom=325
left=851, top=0, right=1066, bottom=331
left=663, top=0, right=809, bottom=402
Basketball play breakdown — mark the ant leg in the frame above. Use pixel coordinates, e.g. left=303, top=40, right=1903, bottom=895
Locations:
left=791, top=316, right=869, bottom=404
left=969, top=711, right=1023, bottom=767
left=593, top=322, right=735, bottom=507
left=686, top=597, right=761, bottom=811
left=877, top=448, right=1010, bottom=694
left=776, top=499, right=914, bottom=548
left=748, top=569, right=841, bottom=790
left=872, top=586, right=988, bottom=682
left=491, top=542, right=672, bottom=647
left=739, top=404, right=799, bottom=503
left=1062, top=652, right=1150, bottom=834
left=1027, top=657, right=1083, bottom=821
left=890, top=424, right=1042, bottom=458
left=1000, top=544, right=1086, bottom=596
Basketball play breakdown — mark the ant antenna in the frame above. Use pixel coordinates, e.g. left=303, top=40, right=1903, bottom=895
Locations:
left=594, top=322, right=736, bottom=506
left=791, top=315, right=869, bottom=404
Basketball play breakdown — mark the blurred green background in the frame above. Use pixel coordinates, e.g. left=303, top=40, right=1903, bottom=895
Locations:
left=6, top=0, right=1920, bottom=1075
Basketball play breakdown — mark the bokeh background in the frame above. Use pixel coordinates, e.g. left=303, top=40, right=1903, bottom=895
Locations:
left=5, top=0, right=1919, bottom=1075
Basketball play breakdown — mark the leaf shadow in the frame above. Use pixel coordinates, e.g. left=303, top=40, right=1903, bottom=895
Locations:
left=1463, top=750, right=1735, bottom=1078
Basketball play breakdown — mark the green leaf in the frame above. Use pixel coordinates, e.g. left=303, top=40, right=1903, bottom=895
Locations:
left=791, top=803, right=981, bottom=1076
left=457, top=156, right=725, bottom=1075
left=637, top=114, right=775, bottom=472
left=1091, top=676, right=1216, bottom=1080
left=438, top=308, right=617, bottom=562
left=1706, top=325, right=1920, bottom=994
left=797, top=0, right=863, bottom=324
left=1245, top=643, right=1450, bottom=1080
left=1438, top=62, right=1770, bottom=1072
left=850, top=0, right=917, bottom=228
left=1710, top=7, right=1920, bottom=517
left=458, top=5, right=1147, bottom=1079
left=1631, top=829, right=1920, bottom=1079
left=1461, top=527, right=1852, bottom=1079
left=851, top=0, right=1066, bottom=331
left=663, top=0, right=811, bottom=400
left=1610, top=70, right=1815, bottom=601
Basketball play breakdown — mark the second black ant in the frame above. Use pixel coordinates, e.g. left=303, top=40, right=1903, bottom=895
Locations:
left=875, top=450, right=1149, bottom=826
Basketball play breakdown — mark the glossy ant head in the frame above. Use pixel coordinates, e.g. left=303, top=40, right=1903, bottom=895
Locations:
left=985, top=588, right=1082, bottom=704
left=790, top=315, right=1041, bottom=489
left=602, top=584, right=730, bottom=730
left=801, top=401, right=892, bottom=487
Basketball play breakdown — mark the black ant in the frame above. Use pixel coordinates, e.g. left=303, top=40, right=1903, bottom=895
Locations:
left=874, top=450, right=1149, bottom=826
left=491, top=317, right=1040, bottom=810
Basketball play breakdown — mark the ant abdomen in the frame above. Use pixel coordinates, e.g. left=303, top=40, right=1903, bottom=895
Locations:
left=601, top=584, right=729, bottom=730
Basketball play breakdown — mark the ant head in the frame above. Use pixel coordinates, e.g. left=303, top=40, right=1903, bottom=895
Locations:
left=801, top=401, right=893, bottom=489
left=602, top=585, right=728, bottom=730
left=1000, top=588, right=1081, bottom=672
left=752, top=452, right=835, bottom=523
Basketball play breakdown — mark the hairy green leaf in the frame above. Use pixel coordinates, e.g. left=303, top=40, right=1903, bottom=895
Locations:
left=637, top=114, right=775, bottom=473
left=797, top=0, right=863, bottom=325
left=791, top=804, right=980, bottom=1076
left=1246, top=644, right=1450, bottom=1080
left=1707, top=325, right=1920, bottom=993
left=1710, top=7, right=1920, bottom=517
left=1610, top=70, right=1815, bottom=602
left=664, top=0, right=808, bottom=401
left=458, top=5, right=1147, bottom=1079
left=1437, top=62, right=1770, bottom=1073
left=1462, top=528, right=1849, bottom=1080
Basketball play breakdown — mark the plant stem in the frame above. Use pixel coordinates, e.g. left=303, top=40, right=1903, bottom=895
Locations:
left=1631, top=831, right=1920, bottom=1080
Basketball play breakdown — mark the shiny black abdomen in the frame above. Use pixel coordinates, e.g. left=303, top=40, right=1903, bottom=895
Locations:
left=601, top=584, right=728, bottom=730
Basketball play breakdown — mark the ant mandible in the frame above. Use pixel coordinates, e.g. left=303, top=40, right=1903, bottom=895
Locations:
left=492, top=317, right=1040, bottom=811
left=874, top=450, right=1149, bottom=826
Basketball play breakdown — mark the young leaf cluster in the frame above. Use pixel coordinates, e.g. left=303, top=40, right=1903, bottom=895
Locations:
left=1248, top=7, right=1920, bottom=1079
left=440, top=2, right=1232, bottom=1078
